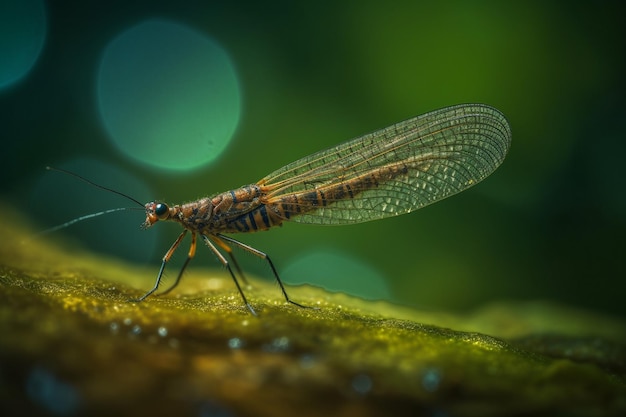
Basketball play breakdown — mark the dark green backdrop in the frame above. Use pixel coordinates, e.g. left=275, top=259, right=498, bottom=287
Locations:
left=1, top=1, right=624, bottom=318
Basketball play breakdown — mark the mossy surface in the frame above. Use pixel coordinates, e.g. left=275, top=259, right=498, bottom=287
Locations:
left=0, top=204, right=625, bottom=417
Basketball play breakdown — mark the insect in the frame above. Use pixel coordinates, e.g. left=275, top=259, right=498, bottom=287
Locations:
left=47, top=103, right=511, bottom=315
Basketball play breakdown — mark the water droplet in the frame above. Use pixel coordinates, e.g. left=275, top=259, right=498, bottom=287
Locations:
left=131, top=324, right=142, bottom=335
left=421, top=368, right=442, bottom=393
left=299, top=354, right=316, bottom=369
left=351, top=373, right=373, bottom=395
left=109, top=322, right=119, bottom=334
left=263, top=336, right=290, bottom=352
left=228, top=337, right=243, bottom=349
left=157, top=326, right=168, bottom=337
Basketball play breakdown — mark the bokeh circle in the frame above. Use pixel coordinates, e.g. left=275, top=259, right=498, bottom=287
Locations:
left=97, top=19, right=241, bottom=172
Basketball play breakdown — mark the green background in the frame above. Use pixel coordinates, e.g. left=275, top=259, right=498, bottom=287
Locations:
left=1, top=1, right=624, bottom=317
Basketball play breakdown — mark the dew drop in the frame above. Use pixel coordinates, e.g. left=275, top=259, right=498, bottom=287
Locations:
left=109, top=322, right=119, bottom=334
left=421, top=367, right=442, bottom=393
left=351, top=373, right=373, bottom=395
left=228, top=337, right=243, bottom=349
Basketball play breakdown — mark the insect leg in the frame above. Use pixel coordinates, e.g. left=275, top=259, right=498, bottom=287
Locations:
left=207, top=234, right=249, bottom=286
left=217, top=234, right=313, bottom=309
left=202, top=234, right=257, bottom=316
left=158, top=231, right=196, bottom=296
left=134, top=229, right=188, bottom=302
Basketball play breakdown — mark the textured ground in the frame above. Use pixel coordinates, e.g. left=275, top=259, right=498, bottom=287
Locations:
left=0, top=204, right=624, bottom=417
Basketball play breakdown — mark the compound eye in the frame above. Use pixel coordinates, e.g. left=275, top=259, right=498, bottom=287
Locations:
left=154, top=203, right=169, bottom=220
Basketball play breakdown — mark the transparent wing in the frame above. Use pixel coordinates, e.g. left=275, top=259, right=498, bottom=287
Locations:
left=258, top=104, right=511, bottom=225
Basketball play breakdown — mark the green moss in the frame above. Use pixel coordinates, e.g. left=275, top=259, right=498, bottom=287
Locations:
left=0, top=203, right=624, bottom=416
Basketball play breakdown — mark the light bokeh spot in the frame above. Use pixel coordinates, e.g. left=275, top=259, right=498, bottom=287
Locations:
left=0, top=0, right=46, bottom=90
left=97, top=19, right=241, bottom=171
left=282, top=249, right=390, bottom=300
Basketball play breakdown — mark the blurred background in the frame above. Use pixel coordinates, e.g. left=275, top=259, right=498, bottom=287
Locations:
left=1, top=0, right=624, bottom=318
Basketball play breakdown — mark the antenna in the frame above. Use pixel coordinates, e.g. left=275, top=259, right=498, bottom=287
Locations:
left=46, top=166, right=144, bottom=207
left=34, top=166, right=146, bottom=236
left=36, top=207, right=143, bottom=236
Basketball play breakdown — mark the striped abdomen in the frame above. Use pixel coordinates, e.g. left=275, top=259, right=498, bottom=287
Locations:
left=196, top=162, right=405, bottom=234
left=266, top=161, right=410, bottom=222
